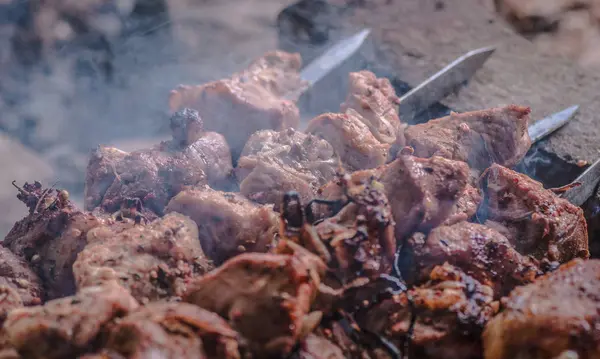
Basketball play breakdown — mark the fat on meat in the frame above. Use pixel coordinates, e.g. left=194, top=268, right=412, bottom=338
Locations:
left=73, top=213, right=213, bottom=303
left=165, top=187, right=279, bottom=265
left=399, top=105, right=532, bottom=171
left=481, top=163, right=589, bottom=264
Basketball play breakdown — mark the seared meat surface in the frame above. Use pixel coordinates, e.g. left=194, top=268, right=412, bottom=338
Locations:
left=73, top=213, right=213, bottom=303
left=292, top=333, right=346, bottom=359
left=0, top=247, right=43, bottom=307
left=340, top=71, right=402, bottom=145
left=404, top=222, right=540, bottom=298
left=400, top=105, right=532, bottom=171
left=484, top=259, right=600, bottom=359
left=3, top=282, right=138, bottom=359
left=184, top=242, right=326, bottom=357
left=165, top=187, right=279, bottom=265
left=306, top=110, right=389, bottom=171
left=481, top=164, right=589, bottom=263
left=105, top=301, right=240, bottom=359
left=237, top=128, right=339, bottom=210
left=3, top=182, right=103, bottom=299
left=358, top=263, right=498, bottom=359
left=85, top=109, right=232, bottom=215
left=443, top=184, right=481, bottom=226
left=169, top=51, right=305, bottom=160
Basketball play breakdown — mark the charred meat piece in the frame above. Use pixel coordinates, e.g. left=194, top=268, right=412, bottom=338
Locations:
left=443, top=184, right=482, bottom=226
left=292, top=333, right=346, bottom=359
left=0, top=247, right=43, bottom=306
left=3, top=282, right=138, bottom=359
left=306, top=110, right=389, bottom=171
left=165, top=187, right=279, bottom=265
left=169, top=51, right=306, bottom=160
left=105, top=301, right=240, bottom=359
left=237, top=128, right=339, bottom=210
left=318, top=156, right=469, bottom=239
left=3, top=182, right=103, bottom=299
left=484, top=259, right=600, bottom=359
left=401, top=105, right=532, bottom=171
left=404, top=222, right=540, bottom=298
left=481, top=164, right=589, bottom=263
left=358, top=263, right=498, bottom=359
left=341, top=70, right=402, bottom=144
left=73, top=213, right=213, bottom=303
left=85, top=108, right=233, bottom=214
left=184, top=242, right=326, bottom=357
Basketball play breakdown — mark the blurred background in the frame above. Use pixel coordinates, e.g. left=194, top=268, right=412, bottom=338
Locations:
left=1, top=0, right=599, bottom=236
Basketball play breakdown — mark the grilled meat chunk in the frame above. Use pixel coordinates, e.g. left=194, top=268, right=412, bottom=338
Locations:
left=73, top=213, right=213, bottom=303
left=306, top=110, right=389, bottom=171
left=293, top=333, right=346, bottom=359
left=84, top=108, right=233, bottom=214
left=404, top=222, right=540, bottom=298
left=105, top=301, right=240, bottom=359
left=358, top=264, right=498, bottom=359
left=165, top=187, right=279, bottom=264
left=184, top=243, right=326, bottom=357
left=318, top=155, right=469, bottom=239
left=341, top=70, right=402, bottom=144
left=400, top=105, right=532, bottom=171
left=481, top=164, right=589, bottom=263
left=169, top=51, right=305, bottom=160
left=443, top=184, right=482, bottom=226
left=0, top=247, right=43, bottom=307
left=484, top=259, right=600, bottom=359
left=237, top=128, right=339, bottom=210
left=4, top=182, right=102, bottom=299
left=3, top=282, right=138, bottom=359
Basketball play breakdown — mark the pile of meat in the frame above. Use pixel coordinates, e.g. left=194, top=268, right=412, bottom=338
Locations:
left=0, top=50, right=593, bottom=359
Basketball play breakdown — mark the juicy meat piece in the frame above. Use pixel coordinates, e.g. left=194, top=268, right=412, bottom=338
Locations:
left=237, top=128, right=339, bottom=210
left=443, top=184, right=482, bottom=226
left=340, top=70, right=402, bottom=144
left=3, top=282, right=138, bottom=359
left=84, top=109, right=233, bottom=214
left=318, top=156, right=469, bottom=239
left=481, top=163, right=589, bottom=263
left=358, top=263, right=498, bottom=359
left=165, top=187, right=279, bottom=264
left=306, top=110, right=389, bottom=171
left=3, top=182, right=103, bottom=299
left=184, top=244, right=326, bottom=357
left=401, top=105, right=532, bottom=171
left=168, top=51, right=306, bottom=160
left=73, top=213, right=213, bottom=303
left=404, top=222, right=540, bottom=298
left=0, top=247, right=43, bottom=306
left=105, top=301, right=240, bottom=359
left=293, top=333, right=345, bottom=359
left=484, top=259, right=600, bottom=359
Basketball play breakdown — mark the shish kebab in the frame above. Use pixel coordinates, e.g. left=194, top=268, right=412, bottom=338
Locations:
left=296, top=28, right=578, bottom=145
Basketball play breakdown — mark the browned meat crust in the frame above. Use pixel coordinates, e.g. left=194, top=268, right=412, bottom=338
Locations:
left=105, top=301, right=240, bottom=359
left=306, top=111, right=389, bottom=172
left=443, top=184, right=482, bottom=226
left=481, top=163, right=589, bottom=264
left=357, top=264, right=498, bottom=359
left=341, top=70, right=402, bottom=144
left=400, top=105, right=532, bottom=171
left=0, top=247, right=43, bottom=307
left=292, top=333, right=346, bottom=359
left=3, top=182, right=103, bottom=299
left=169, top=51, right=306, bottom=160
left=237, top=128, right=339, bottom=211
left=73, top=213, right=213, bottom=303
left=404, top=222, right=540, bottom=298
left=3, top=282, right=138, bottom=359
left=484, top=259, right=600, bottom=359
left=165, top=187, right=279, bottom=265
left=184, top=244, right=326, bottom=357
